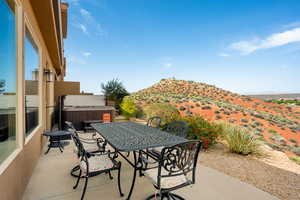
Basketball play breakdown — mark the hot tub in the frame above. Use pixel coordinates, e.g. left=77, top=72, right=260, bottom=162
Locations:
left=61, top=95, right=115, bottom=130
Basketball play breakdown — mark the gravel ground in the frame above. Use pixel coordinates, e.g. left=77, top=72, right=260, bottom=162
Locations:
left=199, top=144, right=300, bottom=200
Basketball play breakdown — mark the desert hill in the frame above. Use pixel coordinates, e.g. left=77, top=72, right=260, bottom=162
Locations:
left=130, top=78, right=300, bottom=158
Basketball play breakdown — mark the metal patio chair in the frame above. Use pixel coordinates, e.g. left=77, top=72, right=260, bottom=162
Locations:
left=71, top=133, right=124, bottom=200
left=147, top=116, right=162, bottom=128
left=65, top=121, right=107, bottom=177
left=150, top=120, right=189, bottom=156
left=164, top=120, right=188, bottom=138
left=65, top=121, right=107, bottom=153
left=143, top=140, right=202, bottom=200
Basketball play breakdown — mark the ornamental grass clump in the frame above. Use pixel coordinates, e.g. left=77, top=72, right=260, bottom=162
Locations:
left=222, top=123, right=262, bottom=155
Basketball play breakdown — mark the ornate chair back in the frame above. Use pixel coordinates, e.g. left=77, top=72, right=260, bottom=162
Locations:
left=65, top=121, right=76, bottom=132
left=158, top=140, right=202, bottom=189
left=165, top=120, right=188, bottom=138
left=65, top=121, right=82, bottom=138
left=71, top=132, right=86, bottom=158
left=147, top=116, right=162, bottom=128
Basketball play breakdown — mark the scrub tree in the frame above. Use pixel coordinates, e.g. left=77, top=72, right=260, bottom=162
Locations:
left=0, top=80, right=5, bottom=94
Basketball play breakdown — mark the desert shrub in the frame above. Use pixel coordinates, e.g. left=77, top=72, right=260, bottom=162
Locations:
left=251, top=124, right=257, bottom=128
left=289, top=138, right=298, bottom=144
left=254, top=130, right=262, bottom=136
left=254, top=121, right=262, bottom=126
left=269, top=136, right=275, bottom=141
left=202, top=106, right=212, bottom=110
left=268, top=129, right=277, bottom=134
left=267, top=143, right=283, bottom=151
left=224, top=111, right=231, bottom=115
left=179, top=106, right=186, bottom=111
left=256, top=128, right=263, bottom=132
left=120, top=97, right=138, bottom=119
left=257, top=136, right=265, bottom=141
left=222, top=124, right=262, bottom=155
left=143, top=103, right=180, bottom=122
left=289, top=157, right=300, bottom=165
left=291, top=147, right=300, bottom=156
left=181, top=115, right=223, bottom=149
left=241, top=118, right=249, bottom=123
left=215, top=115, right=222, bottom=120
left=214, top=110, right=220, bottom=114
left=228, top=119, right=236, bottom=123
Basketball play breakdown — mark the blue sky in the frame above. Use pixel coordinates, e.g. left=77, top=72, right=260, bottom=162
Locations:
left=64, top=0, right=300, bottom=94
left=0, top=0, right=16, bottom=93
left=1, top=1, right=39, bottom=93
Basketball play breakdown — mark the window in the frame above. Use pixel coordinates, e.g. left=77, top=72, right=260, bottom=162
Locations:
left=0, top=0, right=17, bottom=165
left=24, top=26, right=40, bottom=136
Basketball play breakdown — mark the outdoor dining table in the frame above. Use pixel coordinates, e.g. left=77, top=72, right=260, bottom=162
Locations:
left=91, top=121, right=188, bottom=200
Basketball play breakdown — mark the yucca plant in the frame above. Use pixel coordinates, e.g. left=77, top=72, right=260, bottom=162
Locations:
left=222, top=123, right=262, bottom=155
left=101, top=78, right=129, bottom=109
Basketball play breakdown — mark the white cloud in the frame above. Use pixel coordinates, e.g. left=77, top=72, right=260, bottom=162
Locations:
left=163, top=62, right=173, bottom=68
left=229, top=27, right=300, bottom=55
left=218, top=53, right=230, bottom=57
left=69, top=56, right=86, bottom=65
left=80, top=8, right=93, bottom=22
left=76, top=8, right=106, bottom=37
left=72, top=23, right=89, bottom=35
left=78, top=24, right=88, bottom=35
left=83, top=52, right=91, bottom=57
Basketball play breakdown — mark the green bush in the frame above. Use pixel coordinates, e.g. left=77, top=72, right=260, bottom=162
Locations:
left=222, top=124, right=262, bottom=155
left=143, top=103, right=180, bottom=122
left=120, top=97, right=138, bottom=119
left=181, top=115, right=223, bottom=149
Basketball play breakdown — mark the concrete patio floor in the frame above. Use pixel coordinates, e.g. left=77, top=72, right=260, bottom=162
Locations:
left=23, top=136, right=279, bottom=200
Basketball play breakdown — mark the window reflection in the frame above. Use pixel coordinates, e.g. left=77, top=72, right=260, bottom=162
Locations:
left=25, top=27, right=40, bottom=136
left=0, top=0, right=17, bottom=164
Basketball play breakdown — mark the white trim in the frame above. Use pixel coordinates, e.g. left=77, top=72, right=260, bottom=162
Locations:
left=24, top=125, right=42, bottom=145
left=0, top=148, right=21, bottom=175
left=23, top=12, right=43, bottom=140
left=0, top=0, right=22, bottom=172
left=15, top=0, right=24, bottom=150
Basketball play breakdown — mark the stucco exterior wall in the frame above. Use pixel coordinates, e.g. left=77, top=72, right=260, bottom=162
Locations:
left=0, top=0, right=67, bottom=199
